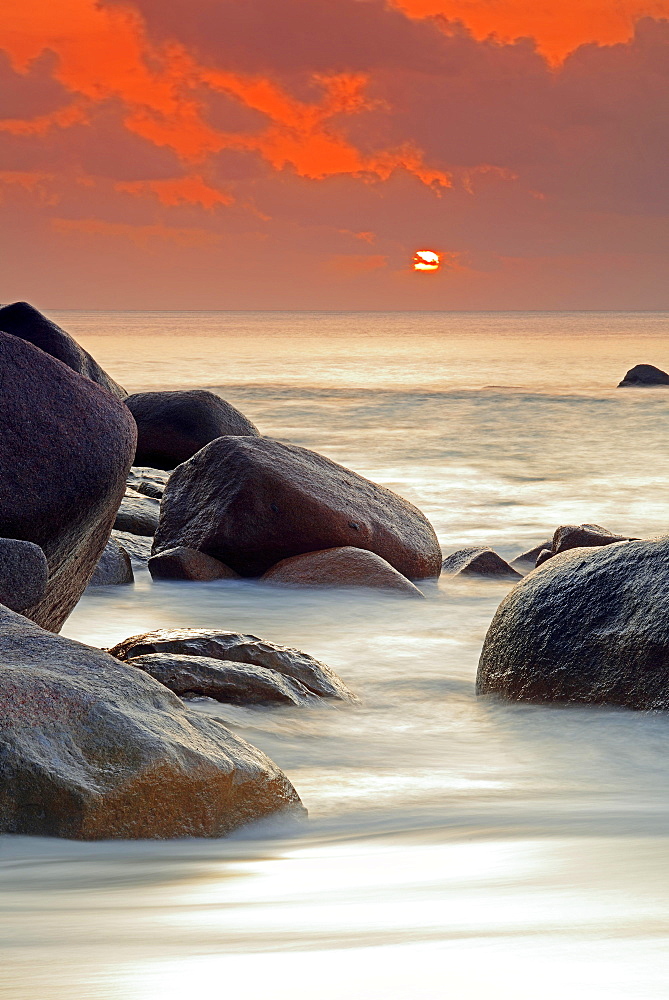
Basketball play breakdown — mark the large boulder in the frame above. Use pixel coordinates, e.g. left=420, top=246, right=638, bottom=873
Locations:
left=0, top=539, right=48, bottom=612
left=477, top=537, right=669, bottom=710
left=0, top=331, right=136, bottom=630
left=441, top=546, right=521, bottom=580
left=148, top=546, right=238, bottom=581
left=0, top=607, right=302, bottom=838
left=114, top=489, right=160, bottom=536
left=88, top=538, right=134, bottom=587
left=126, top=390, right=260, bottom=470
left=152, top=437, right=442, bottom=580
left=0, top=301, right=126, bottom=399
left=261, top=546, right=425, bottom=597
left=109, top=628, right=353, bottom=700
left=618, top=364, right=669, bottom=387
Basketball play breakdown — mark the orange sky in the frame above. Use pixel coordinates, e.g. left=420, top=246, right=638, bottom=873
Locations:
left=1, top=0, right=668, bottom=309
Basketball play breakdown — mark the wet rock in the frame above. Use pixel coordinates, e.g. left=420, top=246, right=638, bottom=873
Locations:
left=152, top=436, right=442, bottom=580
left=0, top=301, right=126, bottom=399
left=127, top=653, right=314, bottom=706
left=88, top=538, right=134, bottom=587
left=0, top=331, right=136, bottom=631
left=618, top=364, right=669, bottom=387
left=261, top=546, right=425, bottom=597
left=535, top=548, right=554, bottom=568
left=477, top=537, right=669, bottom=710
left=0, top=539, right=48, bottom=612
left=441, top=547, right=522, bottom=579
left=111, top=530, right=152, bottom=566
left=509, top=541, right=553, bottom=574
left=552, top=523, right=633, bottom=554
left=126, top=390, right=260, bottom=470
left=148, top=546, right=238, bottom=582
left=114, top=489, right=160, bottom=536
left=0, top=606, right=302, bottom=838
left=126, top=467, right=169, bottom=499
left=109, top=628, right=353, bottom=700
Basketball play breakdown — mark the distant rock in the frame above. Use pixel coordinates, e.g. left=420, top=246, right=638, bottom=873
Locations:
left=88, top=538, right=134, bottom=587
left=152, top=436, right=442, bottom=580
left=0, top=606, right=302, bottom=838
left=535, top=548, right=554, bottom=568
left=109, top=628, right=353, bottom=700
left=0, top=301, right=126, bottom=399
left=126, top=466, right=169, bottom=499
left=0, top=539, right=48, bottom=612
left=111, top=530, right=152, bottom=566
left=441, top=547, right=522, bottom=579
left=148, top=546, right=238, bottom=581
left=126, top=652, right=315, bottom=706
left=509, top=541, right=553, bottom=574
left=261, top=546, right=425, bottom=597
left=477, top=537, right=669, bottom=710
left=552, top=523, right=633, bottom=554
left=113, top=488, right=160, bottom=536
left=126, top=390, right=260, bottom=470
left=618, top=364, right=669, bottom=387
left=0, top=331, right=135, bottom=631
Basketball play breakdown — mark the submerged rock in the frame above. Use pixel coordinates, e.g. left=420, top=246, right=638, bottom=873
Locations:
left=0, top=539, right=48, bottom=612
left=127, top=653, right=314, bottom=706
left=477, top=537, right=669, bottom=710
left=148, top=546, right=238, bottom=582
left=88, top=538, right=134, bottom=587
left=441, top=547, right=521, bottom=579
left=0, top=606, right=301, bottom=838
left=618, top=364, right=669, bottom=387
left=152, top=436, right=442, bottom=580
left=126, top=390, right=260, bottom=470
left=261, top=546, right=424, bottom=597
left=109, top=628, right=353, bottom=700
left=0, top=331, right=136, bottom=631
left=0, top=301, right=126, bottom=399
left=114, top=489, right=160, bottom=537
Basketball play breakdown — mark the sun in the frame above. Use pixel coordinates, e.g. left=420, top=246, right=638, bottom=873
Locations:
left=413, top=250, right=440, bottom=271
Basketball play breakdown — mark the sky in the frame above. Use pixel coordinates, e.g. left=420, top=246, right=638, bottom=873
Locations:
left=1, top=0, right=668, bottom=310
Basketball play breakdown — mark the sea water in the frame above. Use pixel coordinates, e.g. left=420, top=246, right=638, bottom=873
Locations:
left=2, top=311, right=669, bottom=999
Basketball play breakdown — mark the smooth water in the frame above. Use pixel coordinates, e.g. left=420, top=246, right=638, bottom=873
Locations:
left=3, top=312, right=669, bottom=999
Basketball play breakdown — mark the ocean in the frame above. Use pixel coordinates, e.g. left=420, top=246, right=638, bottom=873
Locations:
left=3, top=310, right=669, bottom=999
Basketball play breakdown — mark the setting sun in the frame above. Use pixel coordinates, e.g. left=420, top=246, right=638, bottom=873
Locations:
left=413, top=250, right=440, bottom=271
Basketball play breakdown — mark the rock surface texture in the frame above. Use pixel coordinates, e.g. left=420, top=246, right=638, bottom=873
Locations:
left=126, top=390, right=260, bottom=470
left=0, top=331, right=136, bottom=630
left=153, top=437, right=442, bottom=580
left=0, top=301, right=126, bottom=399
left=110, top=628, right=353, bottom=700
left=261, top=546, right=425, bottom=597
left=0, top=539, right=48, bottom=612
left=114, top=489, right=160, bottom=536
left=442, top=547, right=522, bottom=579
left=148, top=546, right=238, bottom=581
left=618, top=364, right=669, bottom=387
left=477, top=537, right=669, bottom=709
left=0, top=607, right=301, bottom=838
left=88, top=538, right=134, bottom=587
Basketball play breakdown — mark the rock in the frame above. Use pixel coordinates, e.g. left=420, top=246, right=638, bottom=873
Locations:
left=126, top=390, right=260, bottom=470
left=126, top=466, right=169, bottom=499
left=111, top=530, right=153, bottom=566
left=441, top=547, right=522, bottom=579
left=509, top=541, right=553, bottom=574
left=261, top=546, right=425, bottom=597
left=152, top=437, right=442, bottom=580
left=109, top=628, right=353, bottom=700
left=0, top=331, right=136, bottom=631
left=114, top=488, right=160, bottom=536
left=477, top=537, right=669, bottom=710
left=0, top=301, right=126, bottom=399
left=126, top=653, right=315, bottom=706
left=0, top=539, right=48, bottom=612
left=552, top=523, right=633, bottom=555
left=88, top=538, right=134, bottom=586
left=535, top=548, right=554, bottom=568
left=149, top=546, right=238, bottom=582
left=618, top=364, right=669, bottom=387
left=0, top=606, right=302, bottom=838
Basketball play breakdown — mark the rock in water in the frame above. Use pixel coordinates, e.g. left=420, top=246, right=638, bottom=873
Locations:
left=126, top=653, right=315, bottom=706
left=509, top=541, right=553, bottom=575
left=126, top=467, right=169, bottom=499
left=441, top=547, right=522, bottom=579
left=0, top=607, right=302, bottom=838
left=126, top=390, right=260, bottom=470
left=618, top=364, right=669, bottom=387
left=261, top=546, right=425, bottom=597
left=88, top=538, right=134, bottom=586
left=109, top=628, right=353, bottom=700
left=552, top=523, right=633, bottom=554
left=0, top=331, right=136, bottom=631
left=111, top=530, right=153, bottom=566
left=477, top=537, right=669, bottom=710
left=0, top=301, right=126, bottom=399
left=114, top=489, right=160, bottom=536
left=148, top=546, right=238, bottom=581
left=152, top=437, right=442, bottom=580
left=0, top=539, right=48, bottom=611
